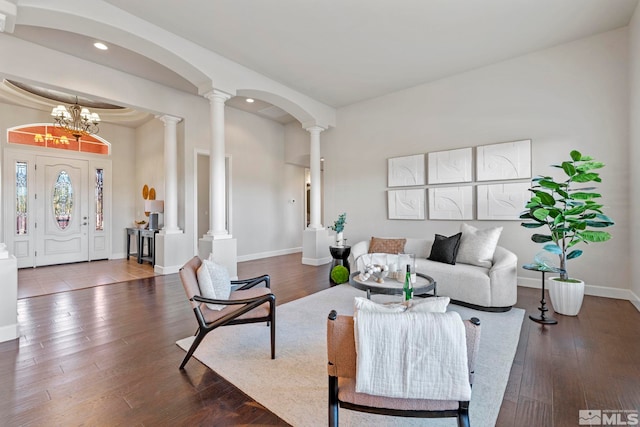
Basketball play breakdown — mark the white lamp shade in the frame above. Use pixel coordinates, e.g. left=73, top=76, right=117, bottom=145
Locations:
left=145, top=200, right=164, bottom=213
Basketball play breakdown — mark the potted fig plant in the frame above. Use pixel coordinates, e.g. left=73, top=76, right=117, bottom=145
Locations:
left=329, top=212, right=347, bottom=247
left=520, top=150, right=614, bottom=316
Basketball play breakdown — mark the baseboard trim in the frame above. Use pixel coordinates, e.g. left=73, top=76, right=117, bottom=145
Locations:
left=0, top=323, right=19, bottom=343
left=518, top=275, right=640, bottom=312
left=237, top=247, right=302, bottom=263
left=154, top=264, right=181, bottom=275
left=302, top=256, right=332, bottom=266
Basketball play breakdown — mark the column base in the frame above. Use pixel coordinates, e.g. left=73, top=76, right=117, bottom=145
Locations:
left=154, top=233, right=191, bottom=274
left=199, top=236, right=238, bottom=279
left=302, top=228, right=332, bottom=266
left=0, top=255, right=18, bottom=343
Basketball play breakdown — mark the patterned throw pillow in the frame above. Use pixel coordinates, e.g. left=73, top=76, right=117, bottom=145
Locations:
left=368, top=237, right=407, bottom=254
left=456, top=223, right=503, bottom=268
left=196, top=259, right=232, bottom=310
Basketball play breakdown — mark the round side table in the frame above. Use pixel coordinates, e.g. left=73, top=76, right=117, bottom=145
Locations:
left=329, top=245, right=351, bottom=285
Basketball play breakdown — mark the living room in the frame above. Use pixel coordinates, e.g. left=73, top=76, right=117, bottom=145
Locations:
left=1, top=1, right=639, bottom=426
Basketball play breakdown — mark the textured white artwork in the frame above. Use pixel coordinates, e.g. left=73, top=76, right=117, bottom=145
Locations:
left=388, top=154, right=425, bottom=187
left=427, top=147, right=473, bottom=184
left=388, top=189, right=425, bottom=220
left=477, top=182, right=531, bottom=220
left=428, top=186, right=474, bottom=220
left=476, top=139, right=531, bottom=181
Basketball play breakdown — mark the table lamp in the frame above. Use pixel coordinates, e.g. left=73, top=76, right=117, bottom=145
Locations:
left=145, top=200, right=164, bottom=230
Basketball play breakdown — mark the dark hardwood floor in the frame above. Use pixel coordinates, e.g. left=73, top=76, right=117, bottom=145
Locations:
left=1, top=254, right=639, bottom=426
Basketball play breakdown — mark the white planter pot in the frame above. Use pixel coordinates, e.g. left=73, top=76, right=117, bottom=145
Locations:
left=335, top=232, right=344, bottom=247
left=548, top=277, right=585, bottom=316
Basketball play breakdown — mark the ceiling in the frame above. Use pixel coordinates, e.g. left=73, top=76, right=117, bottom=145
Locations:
left=3, top=0, right=639, bottom=122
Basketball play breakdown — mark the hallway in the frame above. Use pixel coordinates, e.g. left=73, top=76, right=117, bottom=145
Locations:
left=17, top=258, right=156, bottom=299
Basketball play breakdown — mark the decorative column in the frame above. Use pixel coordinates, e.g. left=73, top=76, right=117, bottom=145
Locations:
left=301, top=125, right=331, bottom=266
left=199, top=89, right=237, bottom=278
left=159, top=115, right=182, bottom=234
left=307, top=126, right=324, bottom=229
left=205, top=89, right=231, bottom=238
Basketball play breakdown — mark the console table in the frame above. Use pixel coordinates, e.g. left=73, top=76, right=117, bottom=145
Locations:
left=126, top=228, right=159, bottom=266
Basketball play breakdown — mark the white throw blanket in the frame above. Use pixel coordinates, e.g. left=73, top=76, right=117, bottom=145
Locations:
left=355, top=310, right=471, bottom=401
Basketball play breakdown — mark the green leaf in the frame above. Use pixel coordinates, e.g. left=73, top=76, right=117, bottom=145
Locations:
left=543, top=244, right=563, bottom=254
left=567, top=249, right=583, bottom=260
left=534, top=191, right=556, bottom=206
left=571, top=192, right=601, bottom=200
left=521, top=222, right=545, bottom=228
left=573, top=172, right=600, bottom=183
left=539, top=179, right=560, bottom=190
left=570, top=150, right=582, bottom=161
left=580, top=230, right=612, bottom=242
left=576, top=161, right=604, bottom=172
left=585, top=220, right=613, bottom=228
left=565, top=205, right=587, bottom=216
left=532, top=208, right=550, bottom=221
left=562, top=161, right=576, bottom=177
left=532, top=234, right=553, bottom=243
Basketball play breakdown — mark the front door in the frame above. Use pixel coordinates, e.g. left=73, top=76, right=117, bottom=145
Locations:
left=35, top=156, right=89, bottom=266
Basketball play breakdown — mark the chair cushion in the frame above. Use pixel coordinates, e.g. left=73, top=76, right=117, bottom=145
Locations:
left=338, top=377, right=460, bottom=411
left=427, top=232, right=462, bottom=265
left=368, top=237, right=406, bottom=254
left=456, top=223, right=503, bottom=268
left=196, top=259, right=231, bottom=310
left=407, top=296, right=450, bottom=313
left=354, top=296, right=407, bottom=314
left=201, top=287, right=272, bottom=323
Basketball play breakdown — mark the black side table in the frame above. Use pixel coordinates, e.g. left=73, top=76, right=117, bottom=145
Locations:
left=329, top=245, right=351, bottom=285
left=523, top=263, right=564, bottom=325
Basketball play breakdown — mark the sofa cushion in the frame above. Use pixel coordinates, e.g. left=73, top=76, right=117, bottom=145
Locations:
left=368, top=237, right=406, bottom=254
left=407, top=296, right=450, bottom=313
left=354, top=296, right=407, bottom=314
left=456, top=223, right=503, bottom=268
left=428, top=233, right=462, bottom=265
left=196, top=259, right=231, bottom=310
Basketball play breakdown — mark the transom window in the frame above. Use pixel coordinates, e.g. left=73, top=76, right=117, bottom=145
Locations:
left=7, top=124, right=110, bottom=155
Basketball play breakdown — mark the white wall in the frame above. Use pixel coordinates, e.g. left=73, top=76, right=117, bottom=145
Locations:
left=630, top=5, right=640, bottom=308
left=226, top=107, right=305, bottom=259
left=321, top=28, right=630, bottom=293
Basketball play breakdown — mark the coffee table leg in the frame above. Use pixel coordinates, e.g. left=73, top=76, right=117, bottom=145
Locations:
left=367, top=289, right=371, bottom=300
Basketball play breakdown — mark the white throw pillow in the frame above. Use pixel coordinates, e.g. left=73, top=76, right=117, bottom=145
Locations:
left=456, top=223, right=503, bottom=268
left=196, top=259, right=232, bottom=310
left=354, top=297, right=407, bottom=314
left=407, top=296, right=450, bottom=313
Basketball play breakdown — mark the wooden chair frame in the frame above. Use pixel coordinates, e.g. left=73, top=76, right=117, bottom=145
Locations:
left=179, top=256, right=276, bottom=369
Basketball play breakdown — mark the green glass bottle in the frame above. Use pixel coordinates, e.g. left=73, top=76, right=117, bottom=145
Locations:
left=403, top=264, right=413, bottom=301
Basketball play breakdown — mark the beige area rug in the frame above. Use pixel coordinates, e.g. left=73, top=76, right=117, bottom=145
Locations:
left=177, top=284, right=524, bottom=427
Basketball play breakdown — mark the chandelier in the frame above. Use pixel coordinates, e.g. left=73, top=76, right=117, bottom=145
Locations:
left=51, top=98, right=100, bottom=141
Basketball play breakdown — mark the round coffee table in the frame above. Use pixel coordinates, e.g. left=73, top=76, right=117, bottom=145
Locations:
left=349, top=271, right=437, bottom=300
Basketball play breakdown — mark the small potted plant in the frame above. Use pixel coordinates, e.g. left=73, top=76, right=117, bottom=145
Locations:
left=329, top=212, right=347, bottom=247
left=520, top=150, right=614, bottom=315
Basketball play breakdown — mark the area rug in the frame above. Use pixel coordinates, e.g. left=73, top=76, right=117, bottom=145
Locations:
left=177, top=284, right=524, bottom=426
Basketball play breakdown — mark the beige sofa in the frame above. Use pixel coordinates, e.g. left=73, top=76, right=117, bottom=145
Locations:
left=350, top=238, right=518, bottom=311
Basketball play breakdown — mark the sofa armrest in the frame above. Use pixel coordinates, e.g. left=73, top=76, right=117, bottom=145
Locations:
left=488, top=246, right=518, bottom=307
left=348, top=240, right=369, bottom=268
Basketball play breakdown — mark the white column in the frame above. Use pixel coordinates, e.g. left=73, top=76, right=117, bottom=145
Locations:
left=204, top=89, right=232, bottom=238
left=306, top=125, right=325, bottom=229
left=158, top=115, right=182, bottom=234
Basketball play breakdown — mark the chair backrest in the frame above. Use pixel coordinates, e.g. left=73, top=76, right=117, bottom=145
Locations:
left=327, top=314, right=481, bottom=383
left=180, top=256, right=203, bottom=308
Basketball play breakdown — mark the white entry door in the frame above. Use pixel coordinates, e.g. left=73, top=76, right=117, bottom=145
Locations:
left=35, top=156, right=89, bottom=266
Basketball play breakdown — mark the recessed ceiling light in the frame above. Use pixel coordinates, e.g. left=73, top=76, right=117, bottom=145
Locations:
left=94, top=42, right=108, bottom=51
left=246, top=98, right=255, bottom=103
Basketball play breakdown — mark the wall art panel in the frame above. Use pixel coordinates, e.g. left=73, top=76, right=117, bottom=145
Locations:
left=428, top=186, right=474, bottom=220
left=427, top=147, right=473, bottom=184
left=388, top=189, right=425, bottom=220
left=477, top=182, right=530, bottom=220
left=388, top=154, right=425, bottom=187
left=476, top=139, right=531, bottom=181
